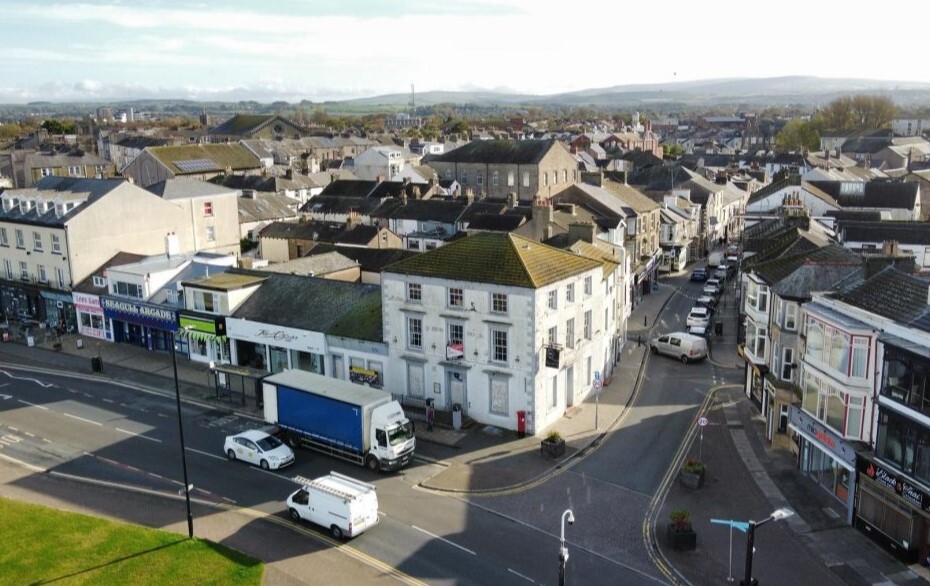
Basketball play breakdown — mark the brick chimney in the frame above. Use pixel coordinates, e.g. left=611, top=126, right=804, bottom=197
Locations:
left=533, top=200, right=554, bottom=241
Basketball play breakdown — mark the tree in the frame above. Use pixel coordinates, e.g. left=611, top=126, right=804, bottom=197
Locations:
left=822, top=94, right=897, bottom=130
left=662, top=143, right=683, bottom=158
left=775, top=119, right=820, bottom=151
left=41, top=119, right=77, bottom=134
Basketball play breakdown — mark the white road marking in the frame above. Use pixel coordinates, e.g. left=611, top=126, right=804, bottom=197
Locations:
left=186, top=447, right=226, bottom=461
left=115, top=428, right=162, bottom=443
left=411, top=526, right=476, bottom=555
left=102, top=398, right=115, bottom=404
left=64, top=413, right=102, bottom=426
left=18, top=400, right=47, bottom=410
left=507, top=568, right=535, bottom=583
left=0, top=370, right=53, bottom=388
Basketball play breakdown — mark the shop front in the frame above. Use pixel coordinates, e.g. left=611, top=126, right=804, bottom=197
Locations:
left=40, top=290, right=76, bottom=332
left=1, top=283, right=42, bottom=321
left=855, top=454, right=930, bottom=564
left=178, top=312, right=229, bottom=365
left=74, top=292, right=107, bottom=341
left=227, top=317, right=326, bottom=374
left=738, top=345, right=766, bottom=409
left=101, top=296, right=178, bottom=353
left=788, top=406, right=858, bottom=524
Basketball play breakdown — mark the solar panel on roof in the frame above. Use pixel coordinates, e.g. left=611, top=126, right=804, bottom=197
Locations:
left=175, top=159, right=219, bottom=173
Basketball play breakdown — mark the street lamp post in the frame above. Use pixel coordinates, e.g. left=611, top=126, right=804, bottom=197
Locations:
left=559, top=509, right=575, bottom=586
left=742, top=507, right=794, bottom=586
left=170, top=328, right=194, bottom=539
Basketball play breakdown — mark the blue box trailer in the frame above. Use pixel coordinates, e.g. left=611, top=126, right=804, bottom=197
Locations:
left=263, top=370, right=415, bottom=472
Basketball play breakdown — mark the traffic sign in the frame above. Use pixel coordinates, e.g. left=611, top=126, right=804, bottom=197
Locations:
left=594, top=370, right=602, bottom=380
left=593, top=379, right=603, bottom=390
left=698, top=416, right=708, bottom=427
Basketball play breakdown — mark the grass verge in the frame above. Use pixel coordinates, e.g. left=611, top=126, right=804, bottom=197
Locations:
left=0, top=496, right=263, bottom=585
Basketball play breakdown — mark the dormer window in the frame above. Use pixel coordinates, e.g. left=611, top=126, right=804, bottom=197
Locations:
left=1, top=198, right=12, bottom=212
left=19, top=198, right=33, bottom=213
left=92, top=276, right=106, bottom=288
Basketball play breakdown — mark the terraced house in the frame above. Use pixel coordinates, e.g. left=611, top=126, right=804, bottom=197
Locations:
left=381, top=232, right=622, bottom=435
left=426, top=139, right=578, bottom=203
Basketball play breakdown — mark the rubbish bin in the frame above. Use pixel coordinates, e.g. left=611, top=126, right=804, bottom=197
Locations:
left=452, top=403, right=462, bottom=431
left=91, top=356, right=102, bottom=372
left=714, top=322, right=723, bottom=337
left=517, top=410, right=527, bottom=438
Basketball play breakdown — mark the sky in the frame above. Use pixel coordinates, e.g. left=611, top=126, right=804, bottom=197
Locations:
left=2, top=0, right=929, bottom=105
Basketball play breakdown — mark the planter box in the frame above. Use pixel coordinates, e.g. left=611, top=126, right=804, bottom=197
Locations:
left=667, top=523, right=697, bottom=551
left=679, top=469, right=705, bottom=489
left=540, top=438, right=566, bottom=459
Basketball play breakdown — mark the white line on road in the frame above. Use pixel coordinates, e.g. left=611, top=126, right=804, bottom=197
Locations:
left=102, top=398, right=115, bottom=404
left=17, top=400, right=47, bottom=410
left=507, top=568, right=535, bottom=583
left=115, top=428, right=161, bottom=443
left=186, top=447, right=226, bottom=461
left=411, top=526, right=476, bottom=555
left=64, top=413, right=102, bottom=426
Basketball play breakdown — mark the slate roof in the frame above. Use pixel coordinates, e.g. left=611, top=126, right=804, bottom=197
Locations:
left=145, top=178, right=237, bottom=200
left=554, top=183, right=630, bottom=219
left=807, top=180, right=919, bottom=209
left=237, top=193, right=299, bottom=223
left=381, top=198, right=467, bottom=223
left=115, top=136, right=169, bottom=149
left=600, top=179, right=660, bottom=213
left=305, top=243, right=419, bottom=272
left=427, top=139, right=564, bottom=165
left=230, top=270, right=383, bottom=341
left=752, top=244, right=862, bottom=290
left=834, top=266, right=930, bottom=325
left=465, top=214, right=527, bottom=232
left=211, top=173, right=321, bottom=193
left=300, top=195, right=395, bottom=217
left=255, top=251, right=358, bottom=276
left=318, top=179, right=378, bottom=198
left=383, top=232, right=600, bottom=288
left=457, top=200, right=509, bottom=223
left=0, top=177, right=127, bottom=227
left=746, top=174, right=802, bottom=206
left=259, top=220, right=379, bottom=246
left=146, top=144, right=262, bottom=174
left=210, top=115, right=275, bottom=135
left=838, top=220, right=930, bottom=245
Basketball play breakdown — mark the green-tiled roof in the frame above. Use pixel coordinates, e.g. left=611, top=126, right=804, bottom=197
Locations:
left=383, top=232, right=601, bottom=288
left=148, top=144, right=261, bottom=173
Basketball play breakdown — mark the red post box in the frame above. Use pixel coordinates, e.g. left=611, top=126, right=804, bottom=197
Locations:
left=517, top=410, right=526, bottom=438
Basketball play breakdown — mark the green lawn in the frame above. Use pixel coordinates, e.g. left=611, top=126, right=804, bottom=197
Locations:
left=0, top=497, right=263, bottom=585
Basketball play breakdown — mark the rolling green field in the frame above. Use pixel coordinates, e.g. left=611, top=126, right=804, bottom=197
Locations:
left=0, top=497, right=263, bottom=585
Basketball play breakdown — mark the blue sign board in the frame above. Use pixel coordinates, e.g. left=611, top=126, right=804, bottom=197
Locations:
left=101, top=296, right=177, bottom=331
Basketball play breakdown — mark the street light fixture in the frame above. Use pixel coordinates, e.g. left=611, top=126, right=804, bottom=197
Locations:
left=559, top=509, right=575, bottom=586
left=742, top=507, right=794, bottom=586
left=170, top=327, right=194, bottom=538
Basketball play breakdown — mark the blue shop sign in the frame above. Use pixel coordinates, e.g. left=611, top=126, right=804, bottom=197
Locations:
left=101, top=296, right=177, bottom=330
left=40, top=290, right=74, bottom=304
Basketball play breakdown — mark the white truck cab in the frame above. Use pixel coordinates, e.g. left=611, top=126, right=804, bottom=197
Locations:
left=368, top=402, right=415, bottom=472
left=286, top=472, right=379, bottom=539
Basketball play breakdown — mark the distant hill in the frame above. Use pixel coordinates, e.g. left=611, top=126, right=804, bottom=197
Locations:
left=345, top=76, right=930, bottom=109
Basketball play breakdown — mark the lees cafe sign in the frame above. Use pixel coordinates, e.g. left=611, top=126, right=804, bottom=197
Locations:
left=858, top=457, right=930, bottom=514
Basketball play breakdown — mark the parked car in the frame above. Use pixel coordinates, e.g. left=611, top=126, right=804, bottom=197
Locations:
left=690, top=267, right=709, bottom=282
left=713, top=266, right=728, bottom=281
left=687, top=324, right=710, bottom=338
left=649, top=332, right=709, bottom=363
left=686, top=306, right=712, bottom=328
left=703, top=279, right=723, bottom=297
left=695, top=295, right=718, bottom=312
left=224, top=429, right=295, bottom=470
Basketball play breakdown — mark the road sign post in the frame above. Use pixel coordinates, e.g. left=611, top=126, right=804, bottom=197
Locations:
left=593, top=371, right=603, bottom=430
left=697, top=415, right=708, bottom=460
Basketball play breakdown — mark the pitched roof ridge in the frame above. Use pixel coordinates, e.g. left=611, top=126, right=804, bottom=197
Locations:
left=508, top=233, right=539, bottom=287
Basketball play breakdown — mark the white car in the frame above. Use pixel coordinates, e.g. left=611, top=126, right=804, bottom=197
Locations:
left=703, top=279, right=723, bottom=297
left=686, top=306, right=712, bottom=328
left=224, top=429, right=295, bottom=470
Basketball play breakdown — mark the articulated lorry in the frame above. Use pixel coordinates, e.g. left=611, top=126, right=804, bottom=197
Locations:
left=262, top=369, right=415, bottom=472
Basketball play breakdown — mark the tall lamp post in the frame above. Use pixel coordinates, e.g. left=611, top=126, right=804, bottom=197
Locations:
left=742, top=507, right=794, bottom=586
left=559, top=509, right=575, bottom=586
left=170, top=328, right=194, bottom=538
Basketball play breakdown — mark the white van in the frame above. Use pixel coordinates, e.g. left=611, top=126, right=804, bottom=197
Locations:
left=286, top=472, right=379, bottom=539
left=650, top=332, right=709, bottom=363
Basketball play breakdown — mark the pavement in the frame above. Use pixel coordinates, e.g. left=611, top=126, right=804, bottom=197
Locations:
left=0, top=267, right=928, bottom=585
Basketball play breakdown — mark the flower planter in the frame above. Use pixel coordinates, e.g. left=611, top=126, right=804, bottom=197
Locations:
left=679, top=469, right=706, bottom=489
left=540, top=437, right=566, bottom=459
left=667, top=523, right=697, bottom=551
